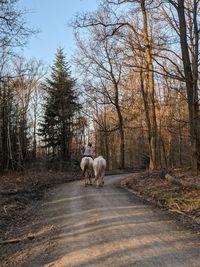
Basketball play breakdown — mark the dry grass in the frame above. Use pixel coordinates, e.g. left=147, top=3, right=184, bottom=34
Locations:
left=125, top=171, right=200, bottom=224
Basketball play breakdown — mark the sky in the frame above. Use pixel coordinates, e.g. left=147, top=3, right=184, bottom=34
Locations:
left=18, top=0, right=99, bottom=66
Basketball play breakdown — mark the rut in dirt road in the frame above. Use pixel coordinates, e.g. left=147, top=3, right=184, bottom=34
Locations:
left=4, top=174, right=200, bottom=267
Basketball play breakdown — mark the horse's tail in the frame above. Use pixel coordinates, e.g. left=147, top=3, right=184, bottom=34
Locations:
left=94, top=157, right=106, bottom=179
left=82, top=158, right=89, bottom=178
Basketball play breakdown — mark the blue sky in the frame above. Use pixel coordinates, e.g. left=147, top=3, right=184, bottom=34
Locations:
left=18, top=0, right=98, bottom=66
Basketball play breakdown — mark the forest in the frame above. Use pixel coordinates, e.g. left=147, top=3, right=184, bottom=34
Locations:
left=1, top=0, right=200, bottom=176
left=1, top=1, right=200, bottom=266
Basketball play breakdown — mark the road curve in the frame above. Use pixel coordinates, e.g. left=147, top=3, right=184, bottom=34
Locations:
left=8, top=174, right=200, bottom=267
left=42, top=173, right=200, bottom=267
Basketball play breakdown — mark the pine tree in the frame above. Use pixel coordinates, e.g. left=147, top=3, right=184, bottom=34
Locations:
left=39, top=48, right=80, bottom=162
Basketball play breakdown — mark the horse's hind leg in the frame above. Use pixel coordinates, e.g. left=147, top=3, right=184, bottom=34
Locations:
left=101, top=171, right=105, bottom=187
left=99, top=176, right=103, bottom=187
left=98, top=171, right=103, bottom=187
left=84, top=172, right=88, bottom=187
left=81, top=170, right=85, bottom=179
left=93, top=175, right=97, bottom=187
left=95, top=175, right=100, bottom=189
left=82, top=171, right=86, bottom=187
left=88, top=170, right=93, bottom=185
left=86, top=171, right=91, bottom=186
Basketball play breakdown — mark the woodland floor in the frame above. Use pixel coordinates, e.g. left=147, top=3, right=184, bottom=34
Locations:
left=0, top=169, right=200, bottom=266
left=0, top=170, right=81, bottom=243
left=121, top=170, right=200, bottom=231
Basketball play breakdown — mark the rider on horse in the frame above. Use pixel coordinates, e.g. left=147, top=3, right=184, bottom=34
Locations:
left=81, top=143, right=94, bottom=186
left=83, top=142, right=93, bottom=159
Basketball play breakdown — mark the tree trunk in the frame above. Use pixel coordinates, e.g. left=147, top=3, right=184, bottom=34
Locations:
left=114, top=84, right=125, bottom=169
left=140, top=0, right=157, bottom=170
left=176, top=0, right=199, bottom=175
left=33, top=117, right=37, bottom=161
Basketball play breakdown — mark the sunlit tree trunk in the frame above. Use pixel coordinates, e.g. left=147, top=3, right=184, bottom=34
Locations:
left=140, top=0, right=157, bottom=170
left=174, top=0, right=200, bottom=174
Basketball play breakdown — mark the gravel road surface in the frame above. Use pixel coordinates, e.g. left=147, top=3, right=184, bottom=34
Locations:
left=3, top=174, right=200, bottom=267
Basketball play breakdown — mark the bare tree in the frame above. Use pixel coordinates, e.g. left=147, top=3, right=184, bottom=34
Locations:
left=159, top=0, right=200, bottom=174
left=0, top=0, right=37, bottom=63
left=73, top=0, right=159, bottom=170
left=74, top=14, right=127, bottom=168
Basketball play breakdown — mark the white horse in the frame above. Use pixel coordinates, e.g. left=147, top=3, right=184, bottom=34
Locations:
left=80, top=157, right=94, bottom=187
left=93, top=156, right=106, bottom=188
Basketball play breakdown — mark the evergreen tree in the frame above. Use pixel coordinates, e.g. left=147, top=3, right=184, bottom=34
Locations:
left=39, top=48, right=80, bottom=162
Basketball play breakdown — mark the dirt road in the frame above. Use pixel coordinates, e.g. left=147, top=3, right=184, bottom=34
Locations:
left=2, top=174, right=200, bottom=267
